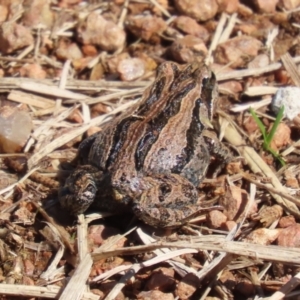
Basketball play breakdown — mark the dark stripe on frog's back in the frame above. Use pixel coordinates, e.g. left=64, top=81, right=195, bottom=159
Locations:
left=78, top=131, right=98, bottom=164
left=178, top=69, right=216, bottom=185
left=104, top=117, right=133, bottom=170
left=104, top=67, right=173, bottom=170
left=142, top=63, right=214, bottom=178
left=88, top=66, right=173, bottom=170
left=134, top=61, right=194, bottom=117
left=87, top=122, right=118, bottom=170
left=104, top=63, right=186, bottom=170
left=141, top=78, right=202, bottom=175
left=86, top=94, right=150, bottom=170
left=173, top=97, right=203, bottom=169
left=135, top=80, right=197, bottom=171
left=135, top=63, right=177, bottom=116
left=133, top=76, right=167, bottom=117
left=133, top=64, right=207, bottom=172
left=176, top=97, right=206, bottom=184
left=169, top=63, right=196, bottom=91
left=95, top=62, right=206, bottom=174
left=180, top=66, right=216, bottom=169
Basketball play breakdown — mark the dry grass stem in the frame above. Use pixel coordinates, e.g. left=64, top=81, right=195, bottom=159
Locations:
left=265, top=26, right=279, bottom=61
left=77, top=214, right=89, bottom=260
left=7, top=90, right=55, bottom=108
left=219, top=13, right=238, bottom=44
left=65, top=87, right=143, bottom=105
left=230, top=97, right=272, bottom=113
left=0, top=77, right=149, bottom=90
left=40, top=242, right=65, bottom=281
left=242, top=173, right=300, bottom=207
left=33, top=106, right=58, bottom=116
left=94, top=226, right=136, bottom=255
left=206, top=13, right=227, bottom=64
left=117, top=0, right=129, bottom=28
left=0, top=57, right=36, bottom=63
left=136, top=227, right=199, bottom=277
left=0, top=167, right=39, bottom=197
left=217, top=55, right=300, bottom=81
left=281, top=139, right=300, bottom=156
left=0, top=284, right=99, bottom=299
left=92, top=236, right=300, bottom=264
left=39, top=54, right=63, bottom=68
left=59, top=254, right=93, bottom=300
left=281, top=52, right=300, bottom=86
left=93, top=264, right=134, bottom=283
left=199, top=253, right=235, bottom=300
left=9, top=44, right=34, bottom=67
left=81, top=101, right=91, bottom=123
left=55, top=59, right=72, bottom=113
left=24, top=106, right=77, bottom=153
left=85, top=212, right=116, bottom=223
left=243, top=86, right=278, bottom=96
left=19, top=82, right=89, bottom=100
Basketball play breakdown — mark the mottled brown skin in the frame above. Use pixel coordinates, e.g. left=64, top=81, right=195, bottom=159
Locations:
left=59, top=62, right=232, bottom=228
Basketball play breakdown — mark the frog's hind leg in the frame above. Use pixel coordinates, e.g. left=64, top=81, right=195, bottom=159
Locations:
left=132, top=173, right=204, bottom=228
left=133, top=201, right=204, bottom=228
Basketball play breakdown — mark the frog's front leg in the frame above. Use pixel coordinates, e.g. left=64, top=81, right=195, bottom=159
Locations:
left=202, top=129, right=232, bottom=177
left=132, top=173, right=203, bottom=228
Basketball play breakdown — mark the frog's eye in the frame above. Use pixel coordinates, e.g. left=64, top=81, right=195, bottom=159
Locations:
left=160, top=183, right=171, bottom=194
left=158, top=183, right=172, bottom=201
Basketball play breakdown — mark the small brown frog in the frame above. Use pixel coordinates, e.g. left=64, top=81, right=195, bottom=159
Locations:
left=59, top=62, right=232, bottom=228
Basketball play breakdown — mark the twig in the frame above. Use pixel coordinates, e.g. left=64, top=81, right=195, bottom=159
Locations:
left=242, top=173, right=300, bottom=207
left=92, top=236, right=300, bottom=264
left=55, top=59, right=72, bottom=113
left=0, top=77, right=149, bottom=90
left=206, top=13, right=228, bottom=64
left=216, top=55, right=300, bottom=81
left=219, top=13, right=238, bottom=43
left=9, top=44, right=34, bottom=68
left=281, top=52, right=300, bottom=86
left=59, top=254, right=93, bottom=300
left=0, top=284, right=98, bottom=300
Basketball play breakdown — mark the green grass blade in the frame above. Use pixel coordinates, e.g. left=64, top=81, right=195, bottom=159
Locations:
left=265, top=106, right=285, bottom=147
left=268, top=147, right=286, bottom=166
left=250, top=107, right=267, bottom=140
left=249, top=106, right=286, bottom=166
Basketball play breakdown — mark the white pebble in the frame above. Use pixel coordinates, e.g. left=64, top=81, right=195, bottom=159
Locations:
left=272, top=87, right=300, bottom=120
